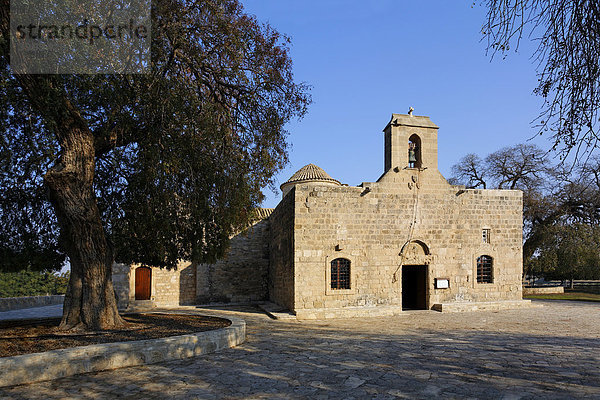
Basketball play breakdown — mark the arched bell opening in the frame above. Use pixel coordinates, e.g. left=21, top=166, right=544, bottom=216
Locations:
left=408, top=134, right=422, bottom=169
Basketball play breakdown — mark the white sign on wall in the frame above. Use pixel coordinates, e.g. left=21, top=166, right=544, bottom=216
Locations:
left=435, top=278, right=449, bottom=289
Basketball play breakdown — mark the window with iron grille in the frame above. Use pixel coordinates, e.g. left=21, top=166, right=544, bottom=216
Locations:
left=477, top=255, right=493, bottom=283
left=331, top=258, right=351, bottom=290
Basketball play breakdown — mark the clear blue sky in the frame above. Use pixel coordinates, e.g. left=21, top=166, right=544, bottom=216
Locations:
left=242, top=1, right=549, bottom=208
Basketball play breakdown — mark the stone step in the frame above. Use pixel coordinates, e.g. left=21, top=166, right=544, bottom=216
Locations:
left=431, top=299, right=539, bottom=312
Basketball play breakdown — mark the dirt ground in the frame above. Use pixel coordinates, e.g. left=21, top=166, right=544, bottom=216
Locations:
left=0, top=313, right=231, bottom=357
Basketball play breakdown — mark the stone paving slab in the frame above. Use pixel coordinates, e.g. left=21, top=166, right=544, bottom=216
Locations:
left=1, top=300, right=599, bottom=399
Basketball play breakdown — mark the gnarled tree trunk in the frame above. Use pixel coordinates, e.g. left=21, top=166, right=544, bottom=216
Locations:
left=3, top=63, right=125, bottom=331
left=44, top=117, right=124, bottom=331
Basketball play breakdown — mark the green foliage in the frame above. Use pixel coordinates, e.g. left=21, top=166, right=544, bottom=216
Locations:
left=0, top=270, right=69, bottom=298
left=528, top=224, right=600, bottom=281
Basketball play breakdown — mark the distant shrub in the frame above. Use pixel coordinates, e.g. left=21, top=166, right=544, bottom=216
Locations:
left=0, top=270, right=69, bottom=298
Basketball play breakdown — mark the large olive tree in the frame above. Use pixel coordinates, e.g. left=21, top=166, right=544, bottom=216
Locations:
left=0, top=0, right=310, bottom=330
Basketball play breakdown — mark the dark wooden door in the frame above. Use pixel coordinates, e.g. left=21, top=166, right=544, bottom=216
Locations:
left=135, top=267, right=151, bottom=300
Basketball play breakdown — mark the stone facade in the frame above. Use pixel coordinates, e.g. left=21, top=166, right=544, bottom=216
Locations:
left=113, top=261, right=196, bottom=310
left=114, top=212, right=272, bottom=311
left=196, top=211, right=272, bottom=304
left=113, top=112, right=527, bottom=317
left=268, top=191, right=296, bottom=311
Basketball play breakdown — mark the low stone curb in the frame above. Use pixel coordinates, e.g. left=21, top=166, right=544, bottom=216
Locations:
left=0, top=295, right=64, bottom=312
left=0, top=315, right=245, bottom=388
left=523, top=286, right=564, bottom=295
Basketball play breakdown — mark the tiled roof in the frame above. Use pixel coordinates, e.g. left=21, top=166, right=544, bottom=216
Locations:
left=254, top=208, right=274, bottom=220
left=281, top=164, right=341, bottom=188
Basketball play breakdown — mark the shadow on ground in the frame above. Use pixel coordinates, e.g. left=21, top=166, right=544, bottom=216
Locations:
left=1, top=303, right=599, bottom=399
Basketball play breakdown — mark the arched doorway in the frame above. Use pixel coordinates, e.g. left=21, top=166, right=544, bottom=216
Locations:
left=135, top=267, right=152, bottom=300
left=400, top=240, right=429, bottom=310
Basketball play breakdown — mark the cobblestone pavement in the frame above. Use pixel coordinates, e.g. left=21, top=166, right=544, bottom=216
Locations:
left=1, top=300, right=599, bottom=399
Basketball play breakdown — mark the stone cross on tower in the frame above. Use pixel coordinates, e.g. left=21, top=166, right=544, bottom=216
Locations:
left=408, top=107, right=414, bottom=116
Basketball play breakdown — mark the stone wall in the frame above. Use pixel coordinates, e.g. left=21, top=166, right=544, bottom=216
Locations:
left=113, top=209, right=273, bottom=309
left=290, top=165, right=523, bottom=314
left=143, top=262, right=196, bottom=307
left=196, top=212, right=271, bottom=304
left=269, top=189, right=296, bottom=310
left=0, top=295, right=64, bottom=312
left=112, top=263, right=130, bottom=310
left=112, top=261, right=197, bottom=310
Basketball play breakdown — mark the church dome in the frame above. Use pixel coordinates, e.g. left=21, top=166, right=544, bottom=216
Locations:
left=280, top=164, right=341, bottom=198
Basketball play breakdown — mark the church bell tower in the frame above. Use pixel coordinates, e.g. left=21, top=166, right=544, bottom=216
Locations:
left=382, top=110, right=439, bottom=174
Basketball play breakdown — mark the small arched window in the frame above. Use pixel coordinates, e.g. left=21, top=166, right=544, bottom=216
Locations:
left=408, top=134, right=422, bottom=168
left=477, top=255, right=493, bottom=283
left=331, top=258, right=351, bottom=289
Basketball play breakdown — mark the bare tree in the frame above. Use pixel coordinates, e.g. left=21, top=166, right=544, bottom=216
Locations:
left=450, top=144, right=549, bottom=190
left=450, top=154, right=488, bottom=188
left=483, top=1, right=600, bottom=160
left=485, top=144, right=549, bottom=190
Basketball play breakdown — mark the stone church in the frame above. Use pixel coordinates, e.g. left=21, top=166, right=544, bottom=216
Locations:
left=113, top=112, right=530, bottom=318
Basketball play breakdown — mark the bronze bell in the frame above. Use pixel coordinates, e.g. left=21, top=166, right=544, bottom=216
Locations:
left=408, top=149, right=417, bottom=163
left=408, top=142, right=417, bottom=163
